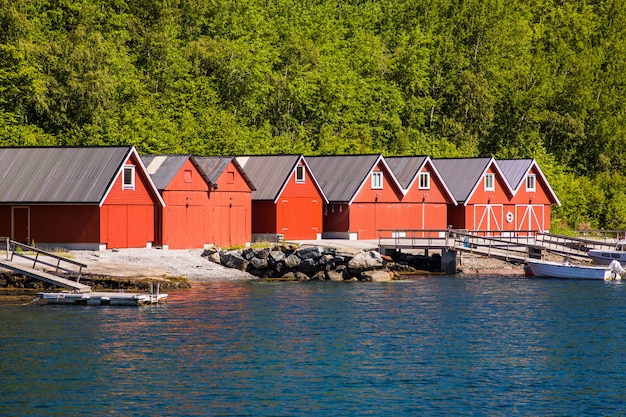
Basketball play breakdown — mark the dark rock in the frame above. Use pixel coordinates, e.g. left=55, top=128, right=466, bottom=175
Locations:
left=220, top=251, right=249, bottom=271
left=274, top=262, right=289, bottom=276
left=318, top=254, right=334, bottom=266
left=255, top=249, right=270, bottom=259
left=284, top=254, right=301, bottom=268
left=250, top=257, right=269, bottom=270
left=242, top=248, right=255, bottom=260
left=295, top=246, right=322, bottom=260
left=298, top=258, right=318, bottom=274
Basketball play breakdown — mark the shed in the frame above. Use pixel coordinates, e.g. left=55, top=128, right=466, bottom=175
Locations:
left=0, top=146, right=164, bottom=249
left=433, top=157, right=513, bottom=235
left=142, top=154, right=212, bottom=249
left=498, top=159, right=560, bottom=234
left=306, top=155, right=405, bottom=240
left=385, top=156, right=457, bottom=235
left=236, top=155, right=326, bottom=241
left=193, top=156, right=255, bottom=247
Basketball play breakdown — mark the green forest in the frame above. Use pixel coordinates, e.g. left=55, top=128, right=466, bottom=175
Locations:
left=1, top=0, right=625, bottom=231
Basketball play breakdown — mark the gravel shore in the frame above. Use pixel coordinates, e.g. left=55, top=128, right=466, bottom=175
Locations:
left=68, top=247, right=525, bottom=281
left=71, top=248, right=256, bottom=282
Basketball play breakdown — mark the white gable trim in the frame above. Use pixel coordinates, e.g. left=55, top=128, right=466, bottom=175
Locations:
left=272, top=155, right=329, bottom=205
left=99, top=147, right=166, bottom=208
left=462, top=158, right=514, bottom=207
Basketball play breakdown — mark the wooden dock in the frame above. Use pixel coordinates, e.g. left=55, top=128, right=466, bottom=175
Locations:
left=0, top=238, right=91, bottom=292
left=0, top=260, right=91, bottom=292
left=377, top=229, right=623, bottom=263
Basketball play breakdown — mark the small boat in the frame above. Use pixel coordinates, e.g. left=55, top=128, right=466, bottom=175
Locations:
left=525, top=258, right=625, bottom=280
left=588, top=240, right=626, bottom=265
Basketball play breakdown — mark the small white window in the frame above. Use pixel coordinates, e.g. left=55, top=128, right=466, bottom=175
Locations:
left=123, top=165, right=135, bottom=190
left=484, top=173, right=495, bottom=191
left=371, top=172, right=383, bottom=189
left=296, top=165, right=305, bottom=183
left=419, top=172, right=430, bottom=190
left=526, top=174, right=536, bottom=192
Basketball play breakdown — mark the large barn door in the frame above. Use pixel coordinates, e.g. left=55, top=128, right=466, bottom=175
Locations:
left=11, top=206, right=30, bottom=244
left=474, top=204, right=503, bottom=236
left=516, top=204, right=544, bottom=234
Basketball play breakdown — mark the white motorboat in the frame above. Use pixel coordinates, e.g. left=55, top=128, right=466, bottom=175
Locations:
left=525, top=258, right=625, bottom=280
left=588, top=240, right=626, bottom=265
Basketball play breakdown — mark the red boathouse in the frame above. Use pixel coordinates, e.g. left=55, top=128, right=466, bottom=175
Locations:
left=499, top=159, right=560, bottom=234
left=193, top=156, right=255, bottom=247
left=0, top=146, right=164, bottom=249
left=306, top=155, right=406, bottom=240
left=236, top=155, right=327, bottom=241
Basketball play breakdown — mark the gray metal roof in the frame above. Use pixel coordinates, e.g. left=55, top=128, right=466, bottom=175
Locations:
left=193, top=156, right=256, bottom=190
left=141, top=154, right=191, bottom=190
left=498, top=159, right=533, bottom=192
left=432, top=157, right=493, bottom=203
left=385, top=156, right=427, bottom=189
left=236, top=155, right=302, bottom=200
left=306, top=155, right=382, bottom=203
left=0, top=146, right=134, bottom=203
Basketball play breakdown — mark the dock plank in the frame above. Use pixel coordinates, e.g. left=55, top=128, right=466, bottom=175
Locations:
left=0, top=261, right=91, bottom=293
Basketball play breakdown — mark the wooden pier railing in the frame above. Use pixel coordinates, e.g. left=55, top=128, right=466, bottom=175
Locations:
left=2, top=238, right=87, bottom=282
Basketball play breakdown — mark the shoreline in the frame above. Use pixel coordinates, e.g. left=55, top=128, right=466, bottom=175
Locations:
left=0, top=247, right=525, bottom=305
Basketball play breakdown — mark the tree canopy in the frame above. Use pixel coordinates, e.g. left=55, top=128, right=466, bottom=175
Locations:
left=1, top=0, right=625, bottom=229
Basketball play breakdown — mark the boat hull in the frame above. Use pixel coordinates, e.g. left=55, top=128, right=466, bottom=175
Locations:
left=525, top=259, right=613, bottom=280
left=588, top=250, right=626, bottom=265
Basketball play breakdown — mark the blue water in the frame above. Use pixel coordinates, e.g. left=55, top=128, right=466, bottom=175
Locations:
left=1, top=276, right=626, bottom=416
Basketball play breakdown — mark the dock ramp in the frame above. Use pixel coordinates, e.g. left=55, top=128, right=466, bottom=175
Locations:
left=0, top=238, right=91, bottom=293
left=0, top=261, right=91, bottom=293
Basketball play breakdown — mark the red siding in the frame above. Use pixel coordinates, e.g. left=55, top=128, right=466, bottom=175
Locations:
left=101, top=155, right=158, bottom=248
left=209, top=161, right=252, bottom=246
left=252, top=201, right=277, bottom=234
left=400, top=162, right=451, bottom=233
left=253, top=162, right=323, bottom=240
left=158, top=159, right=211, bottom=249
left=504, top=166, right=554, bottom=234
left=0, top=205, right=100, bottom=245
left=448, top=166, right=511, bottom=234
left=323, top=204, right=350, bottom=234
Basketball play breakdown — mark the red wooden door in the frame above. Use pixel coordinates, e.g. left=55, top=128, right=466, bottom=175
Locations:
left=12, top=206, right=30, bottom=243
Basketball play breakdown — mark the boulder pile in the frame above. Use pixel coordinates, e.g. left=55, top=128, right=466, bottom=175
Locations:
left=203, top=245, right=443, bottom=281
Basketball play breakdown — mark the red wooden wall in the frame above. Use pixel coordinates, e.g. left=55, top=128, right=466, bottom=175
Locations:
left=504, top=165, right=553, bottom=234
left=101, top=154, right=159, bottom=248
left=157, top=159, right=211, bottom=249
left=0, top=205, right=100, bottom=246
left=208, top=160, right=252, bottom=247
left=347, top=162, right=403, bottom=239
left=252, top=161, right=323, bottom=240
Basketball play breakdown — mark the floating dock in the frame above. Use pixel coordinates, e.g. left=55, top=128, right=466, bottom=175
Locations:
left=34, top=291, right=168, bottom=306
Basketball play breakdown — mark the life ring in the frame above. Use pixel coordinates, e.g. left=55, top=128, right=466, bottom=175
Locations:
left=506, top=211, right=514, bottom=223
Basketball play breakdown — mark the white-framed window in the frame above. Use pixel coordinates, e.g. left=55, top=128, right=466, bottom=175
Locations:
left=123, top=165, right=136, bottom=190
left=295, top=165, right=305, bottom=183
left=484, top=173, right=495, bottom=191
left=371, top=172, right=383, bottom=189
left=418, top=172, right=430, bottom=190
left=526, top=174, right=536, bottom=192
